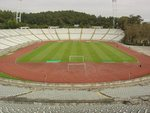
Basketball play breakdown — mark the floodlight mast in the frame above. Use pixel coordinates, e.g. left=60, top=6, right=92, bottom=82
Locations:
left=112, top=0, right=117, bottom=28
left=16, top=0, right=22, bottom=23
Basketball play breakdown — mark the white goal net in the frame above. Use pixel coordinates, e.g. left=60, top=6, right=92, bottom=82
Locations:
left=69, top=55, right=85, bottom=62
left=67, top=56, right=86, bottom=72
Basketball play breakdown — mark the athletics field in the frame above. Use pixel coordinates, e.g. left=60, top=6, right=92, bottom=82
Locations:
left=17, top=41, right=136, bottom=63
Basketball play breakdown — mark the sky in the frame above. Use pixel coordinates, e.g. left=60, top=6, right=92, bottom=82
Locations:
left=0, top=0, right=149, bottom=22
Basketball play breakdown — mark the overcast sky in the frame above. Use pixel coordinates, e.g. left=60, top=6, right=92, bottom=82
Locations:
left=0, top=0, right=149, bottom=22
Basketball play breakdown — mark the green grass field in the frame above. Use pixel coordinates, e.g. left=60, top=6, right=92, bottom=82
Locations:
left=0, top=73, right=19, bottom=80
left=17, top=41, right=137, bottom=63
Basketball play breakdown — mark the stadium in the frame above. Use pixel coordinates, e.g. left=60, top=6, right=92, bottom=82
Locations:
left=0, top=28, right=150, bottom=83
left=0, top=0, right=150, bottom=113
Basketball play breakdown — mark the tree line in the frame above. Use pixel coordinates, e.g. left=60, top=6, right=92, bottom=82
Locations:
left=0, top=10, right=150, bottom=45
left=0, top=10, right=142, bottom=29
left=0, top=10, right=115, bottom=28
left=119, top=15, right=150, bottom=46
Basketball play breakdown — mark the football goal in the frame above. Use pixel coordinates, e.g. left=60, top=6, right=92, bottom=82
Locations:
left=67, top=55, right=86, bottom=72
left=69, top=55, right=85, bottom=62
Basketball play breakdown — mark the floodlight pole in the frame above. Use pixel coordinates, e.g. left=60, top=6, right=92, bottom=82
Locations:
left=16, top=12, right=22, bottom=23
left=112, top=0, right=117, bottom=28
left=16, top=0, right=22, bottom=23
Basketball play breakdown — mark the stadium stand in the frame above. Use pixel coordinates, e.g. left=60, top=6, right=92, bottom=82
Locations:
left=0, top=39, right=17, bottom=47
left=0, top=85, right=30, bottom=98
left=111, top=29, right=125, bottom=41
left=0, top=43, right=9, bottom=49
left=56, top=28, right=69, bottom=40
left=101, top=85, right=150, bottom=99
left=69, top=28, right=81, bottom=40
left=0, top=102, right=149, bottom=113
left=0, top=83, right=149, bottom=109
left=92, top=29, right=108, bottom=40
left=18, top=90, right=108, bottom=100
left=48, top=29, right=60, bottom=40
left=29, top=29, right=49, bottom=41
left=0, top=28, right=124, bottom=56
left=1, top=28, right=150, bottom=112
left=42, top=29, right=54, bottom=40
left=81, top=28, right=94, bottom=40
left=0, top=81, right=150, bottom=113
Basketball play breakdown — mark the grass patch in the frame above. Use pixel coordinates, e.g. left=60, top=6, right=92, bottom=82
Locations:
left=0, top=73, right=19, bottom=80
left=0, top=73, right=34, bottom=82
left=17, top=41, right=137, bottom=63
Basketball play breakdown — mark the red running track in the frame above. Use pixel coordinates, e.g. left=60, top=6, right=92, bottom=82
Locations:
left=0, top=41, right=150, bottom=83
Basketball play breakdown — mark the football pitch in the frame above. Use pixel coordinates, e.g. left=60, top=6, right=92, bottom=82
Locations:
left=17, top=41, right=137, bottom=63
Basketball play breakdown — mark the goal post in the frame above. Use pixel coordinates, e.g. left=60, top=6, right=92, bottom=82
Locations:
left=69, top=55, right=85, bottom=63
left=67, top=55, right=86, bottom=72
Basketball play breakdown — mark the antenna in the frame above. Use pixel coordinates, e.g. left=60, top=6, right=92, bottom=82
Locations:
left=16, top=0, right=22, bottom=23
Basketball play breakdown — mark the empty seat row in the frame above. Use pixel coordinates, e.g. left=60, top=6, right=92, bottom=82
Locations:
left=0, top=28, right=124, bottom=42
left=0, top=28, right=124, bottom=55
left=0, top=102, right=149, bottom=113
